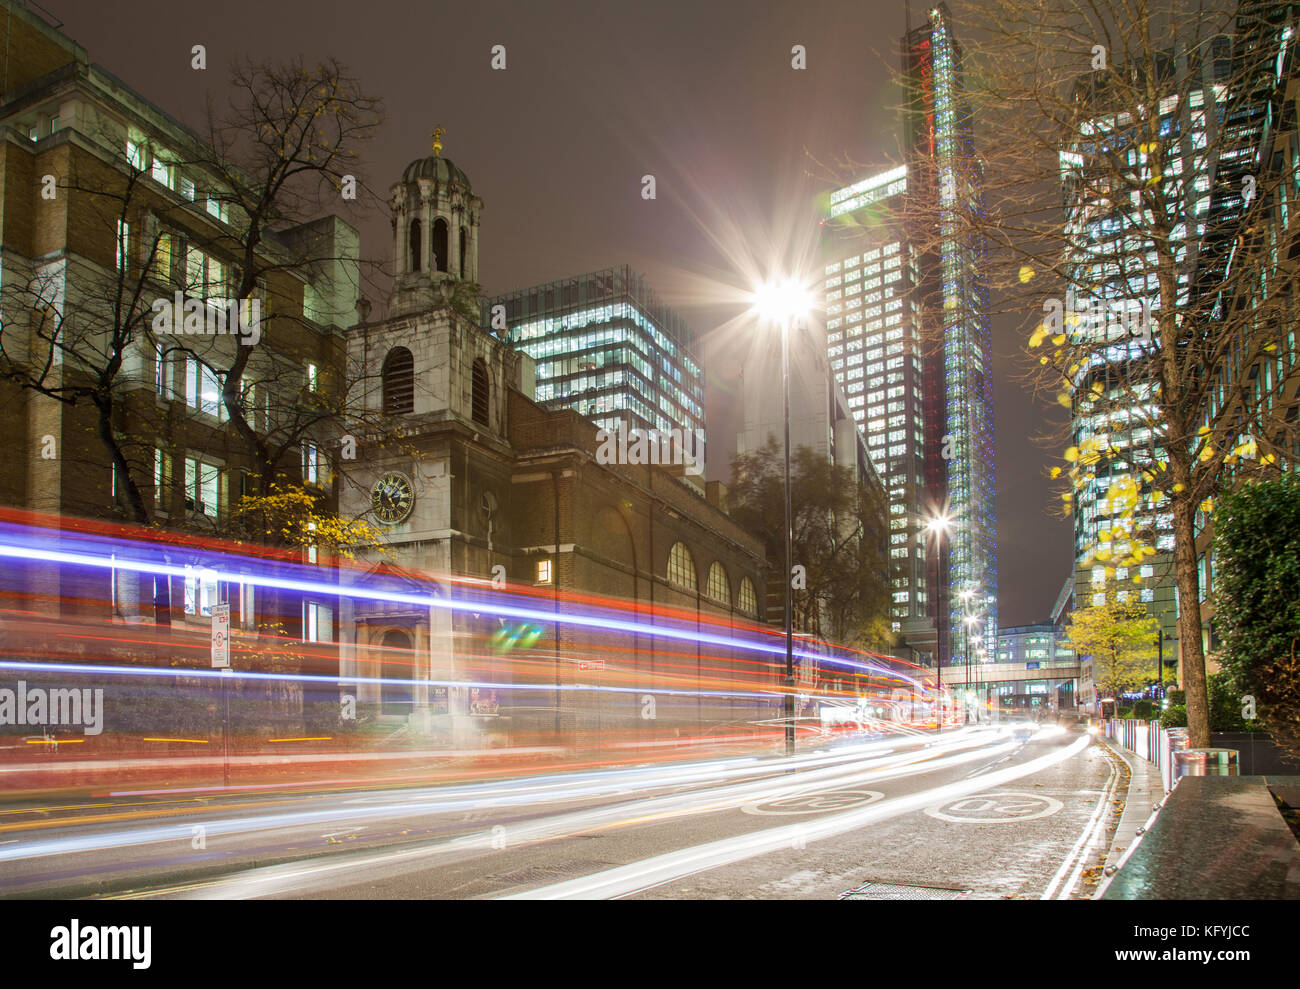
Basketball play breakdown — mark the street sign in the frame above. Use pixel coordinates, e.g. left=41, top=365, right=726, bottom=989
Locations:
left=1026, top=661, right=1041, bottom=670
left=211, top=603, right=230, bottom=669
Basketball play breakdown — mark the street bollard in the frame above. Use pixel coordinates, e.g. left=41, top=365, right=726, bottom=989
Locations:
left=1172, top=747, right=1239, bottom=780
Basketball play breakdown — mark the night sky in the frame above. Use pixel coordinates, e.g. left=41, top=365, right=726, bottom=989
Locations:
left=46, top=0, right=1072, bottom=627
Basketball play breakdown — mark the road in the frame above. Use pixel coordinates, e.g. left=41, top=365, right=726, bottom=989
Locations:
left=0, top=722, right=1122, bottom=900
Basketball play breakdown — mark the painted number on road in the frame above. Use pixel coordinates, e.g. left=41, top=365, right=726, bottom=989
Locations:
left=925, top=791, right=1063, bottom=824
left=742, top=788, right=883, bottom=816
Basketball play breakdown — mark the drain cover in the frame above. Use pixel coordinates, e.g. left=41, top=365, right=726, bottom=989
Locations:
left=839, top=881, right=971, bottom=900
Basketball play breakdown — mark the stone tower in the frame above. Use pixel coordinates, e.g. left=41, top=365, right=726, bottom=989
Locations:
left=388, top=142, right=482, bottom=319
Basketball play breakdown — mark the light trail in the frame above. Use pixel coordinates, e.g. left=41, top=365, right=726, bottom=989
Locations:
left=504, top=734, right=1092, bottom=899
left=99, top=731, right=1011, bottom=899
left=0, top=735, right=919, bottom=862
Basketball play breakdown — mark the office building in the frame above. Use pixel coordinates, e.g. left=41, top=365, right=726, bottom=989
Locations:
left=483, top=265, right=706, bottom=454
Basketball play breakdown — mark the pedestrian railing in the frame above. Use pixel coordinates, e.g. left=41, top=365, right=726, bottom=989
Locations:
left=1103, top=718, right=1188, bottom=792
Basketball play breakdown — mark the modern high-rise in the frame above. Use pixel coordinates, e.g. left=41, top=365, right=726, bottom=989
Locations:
left=483, top=265, right=706, bottom=451
left=823, top=166, right=929, bottom=643
left=822, top=4, right=997, bottom=666
left=1061, top=37, right=1239, bottom=635
left=902, top=4, right=998, bottom=670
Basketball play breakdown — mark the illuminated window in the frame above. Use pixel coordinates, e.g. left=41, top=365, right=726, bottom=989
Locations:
left=304, top=601, right=333, bottom=642
left=126, top=139, right=146, bottom=170
left=116, top=220, right=130, bottom=272
left=302, top=441, right=320, bottom=485
left=666, top=542, right=697, bottom=590
left=154, top=448, right=171, bottom=509
left=184, top=457, right=220, bottom=518
left=536, top=558, right=552, bottom=584
left=738, top=577, right=758, bottom=615
left=183, top=566, right=219, bottom=616
left=706, top=562, right=731, bottom=605
left=150, top=154, right=171, bottom=188
left=186, top=357, right=225, bottom=420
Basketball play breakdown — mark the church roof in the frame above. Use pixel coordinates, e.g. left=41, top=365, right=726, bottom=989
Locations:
left=401, top=154, right=472, bottom=190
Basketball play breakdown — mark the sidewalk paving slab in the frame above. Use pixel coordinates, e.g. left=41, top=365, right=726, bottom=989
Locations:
left=1100, top=775, right=1300, bottom=900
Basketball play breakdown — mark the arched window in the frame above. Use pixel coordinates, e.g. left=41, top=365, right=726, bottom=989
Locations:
left=706, top=562, right=731, bottom=605
left=433, top=218, right=449, bottom=273
left=382, top=347, right=414, bottom=415
left=459, top=226, right=468, bottom=278
left=408, top=218, right=422, bottom=272
left=379, top=628, right=414, bottom=715
left=738, top=577, right=758, bottom=616
left=471, top=358, right=490, bottom=425
left=666, top=542, right=697, bottom=591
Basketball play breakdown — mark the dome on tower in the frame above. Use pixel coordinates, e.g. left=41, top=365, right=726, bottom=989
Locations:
left=400, top=155, right=472, bottom=190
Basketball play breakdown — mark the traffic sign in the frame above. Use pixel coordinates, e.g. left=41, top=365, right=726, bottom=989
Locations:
left=211, top=603, right=230, bottom=669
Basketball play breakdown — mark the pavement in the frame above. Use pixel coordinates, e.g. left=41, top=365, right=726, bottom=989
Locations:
left=1100, top=775, right=1300, bottom=900
left=1095, top=734, right=1165, bottom=886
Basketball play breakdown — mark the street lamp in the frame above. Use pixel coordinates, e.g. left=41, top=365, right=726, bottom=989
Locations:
left=753, top=278, right=812, bottom=759
left=924, top=512, right=953, bottom=732
left=963, top=612, right=979, bottom=723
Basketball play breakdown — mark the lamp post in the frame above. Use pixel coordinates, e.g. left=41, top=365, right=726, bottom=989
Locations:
left=925, top=513, right=953, bottom=732
left=753, top=279, right=811, bottom=760
left=959, top=586, right=979, bottom=724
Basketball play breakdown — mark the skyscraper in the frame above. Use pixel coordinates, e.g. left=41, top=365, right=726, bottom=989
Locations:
left=823, top=166, right=929, bottom=644
left=1060, top=39, right=1237, bottom=632
left=822, top=4, right=997, bottom=667
left=483, top=265, right=706, bottom=452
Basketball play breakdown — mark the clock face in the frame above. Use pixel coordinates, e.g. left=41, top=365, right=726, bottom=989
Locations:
left=371, top=471, right=415, bottom=525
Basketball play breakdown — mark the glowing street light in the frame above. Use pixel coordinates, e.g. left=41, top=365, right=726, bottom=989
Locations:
left=752, top=277, right=813, bottom=759
left=923, top=511, right=954, bottom=731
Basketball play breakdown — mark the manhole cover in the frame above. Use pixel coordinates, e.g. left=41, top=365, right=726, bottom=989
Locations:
left=839, top=881, right=971, bottom=900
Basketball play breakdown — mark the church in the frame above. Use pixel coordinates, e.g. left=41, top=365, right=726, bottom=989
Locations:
left=337, top=145, right=771, bottom=744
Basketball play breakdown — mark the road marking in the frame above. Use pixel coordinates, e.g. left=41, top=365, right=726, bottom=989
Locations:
left=1041, top=742, right=1118, bottom=900
left=503, top=736, right=1090, bottom=899
left=741, top=789, right=883, bottom=816
left=97, top=734, right=1007, bottom=899
left=322, top=827, right=366, bottom=839
left=925, top=792, right=1063, bottom=824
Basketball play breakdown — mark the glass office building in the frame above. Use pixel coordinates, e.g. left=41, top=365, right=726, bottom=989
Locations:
left=1061, top=41, right=1238, bottom=623
left=821, top=5, right=998, bottom=663
left=484, top=265, right=705, bottom=445
left=824, top=166, right=929, bottom=637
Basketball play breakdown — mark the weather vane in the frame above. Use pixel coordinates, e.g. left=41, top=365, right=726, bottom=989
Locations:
left=431, top=126, right=445, bottom=157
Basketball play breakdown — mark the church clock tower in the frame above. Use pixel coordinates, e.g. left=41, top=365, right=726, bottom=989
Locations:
left=338, top=137, right=534, bottom=737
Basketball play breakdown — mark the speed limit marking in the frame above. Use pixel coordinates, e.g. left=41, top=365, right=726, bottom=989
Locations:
left=925, top=791, right=1063, bottom=823
left=742, top=788, right=883, bottom=816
